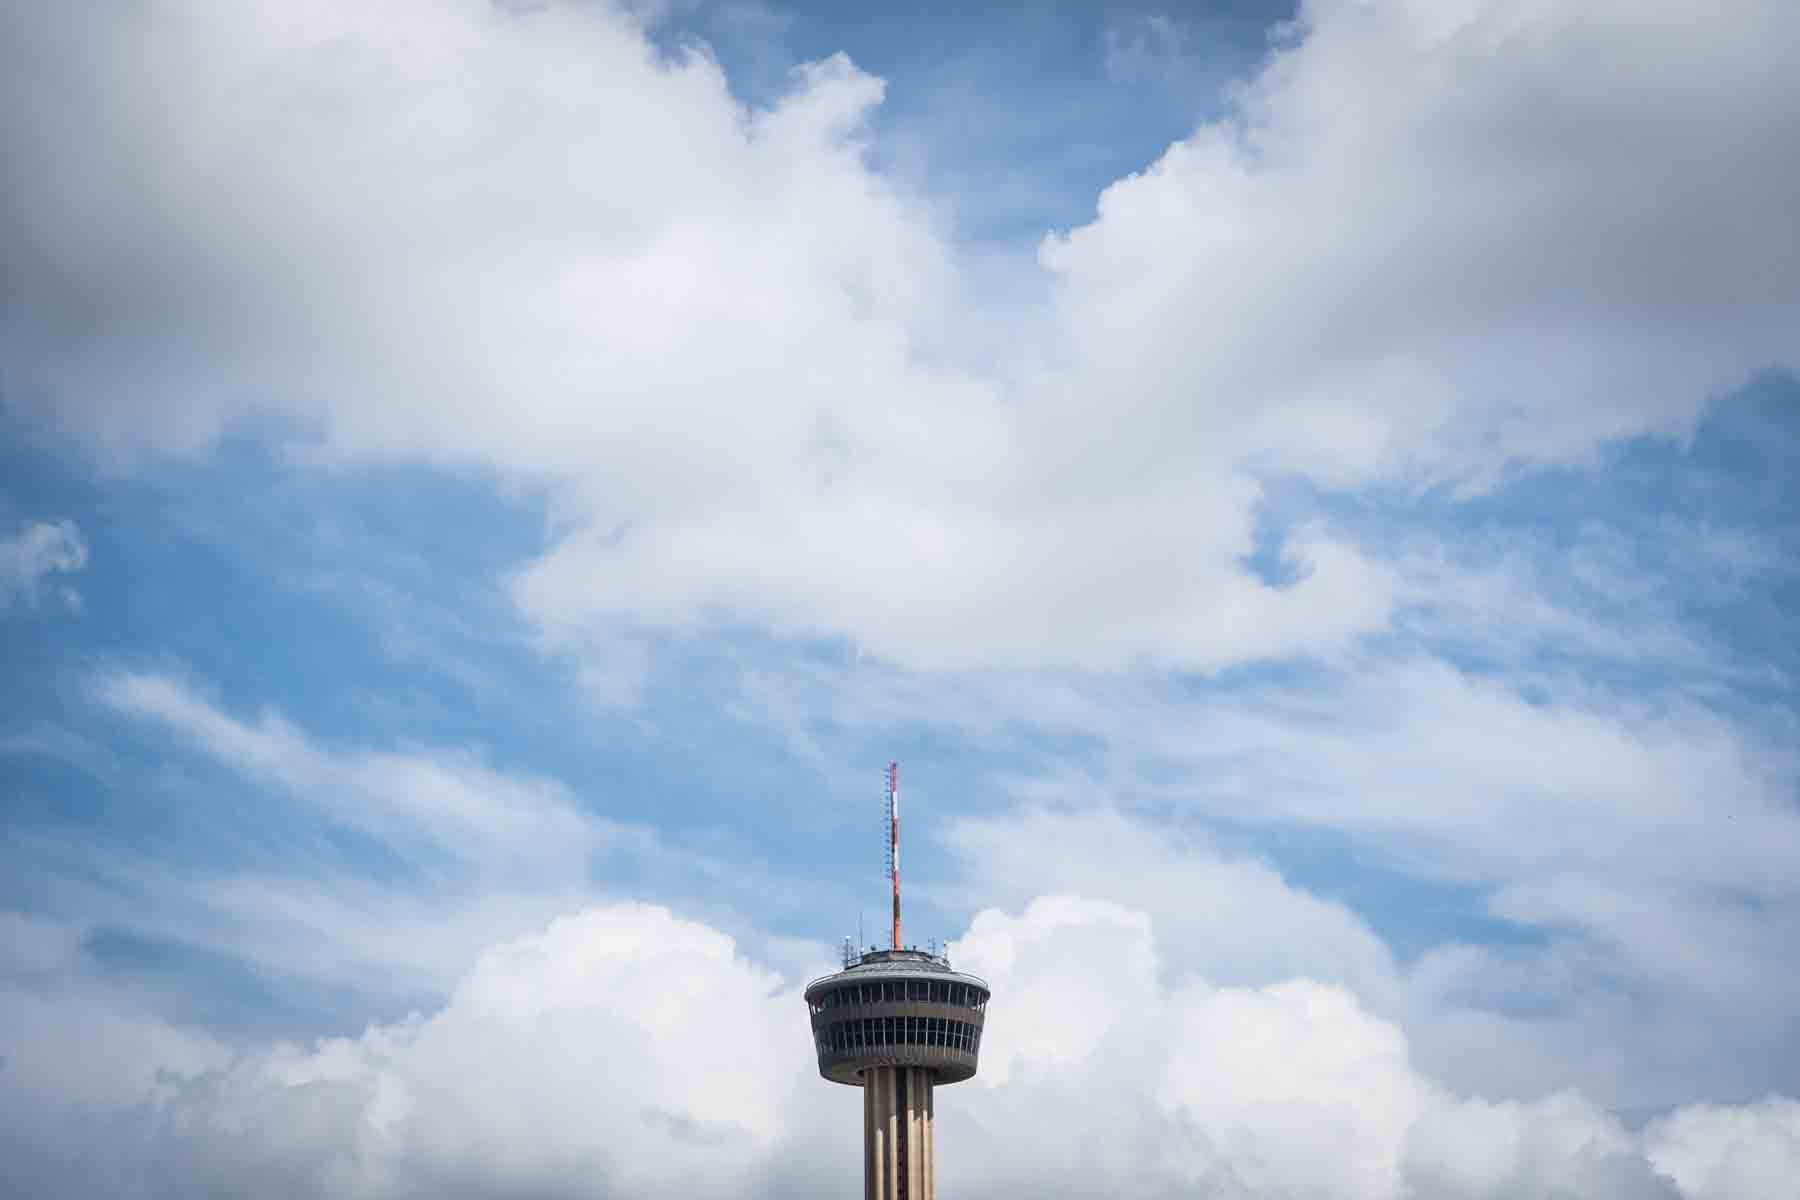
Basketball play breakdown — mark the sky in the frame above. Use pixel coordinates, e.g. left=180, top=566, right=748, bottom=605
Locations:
left=1, top=0, right=1798, bottom=1196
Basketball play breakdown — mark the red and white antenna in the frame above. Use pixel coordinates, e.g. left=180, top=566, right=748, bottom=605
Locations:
left=886, top=761, right=901, bottom=950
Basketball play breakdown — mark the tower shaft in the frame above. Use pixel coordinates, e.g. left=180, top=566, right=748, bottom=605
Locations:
left=862, top=1065, right=934, bottom=1200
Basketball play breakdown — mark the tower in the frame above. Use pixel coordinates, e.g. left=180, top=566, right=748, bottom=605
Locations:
left=804, top=763, right=991, bottom=1200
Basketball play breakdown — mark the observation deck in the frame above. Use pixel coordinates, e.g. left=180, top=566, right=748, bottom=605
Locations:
left=804, top=947, right=990, bottom=1087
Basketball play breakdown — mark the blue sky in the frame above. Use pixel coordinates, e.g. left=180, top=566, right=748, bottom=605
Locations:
left=666, top=0, right=1290, bottom=236
left=2, top=2, right=1799, bottom=1197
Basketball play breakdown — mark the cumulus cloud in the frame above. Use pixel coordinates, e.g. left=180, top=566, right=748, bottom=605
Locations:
left=3, top=897, right=1793, bottom=1198
left=9, top=0, right=1793, bottom=670
left=1043, top=0, right=1800, bottom=484
left=0, top=905, right=823, bottom=1199
left=0, top=519, right=86, bottom=611
left=1408, top=1091, right=1681, bottom=1200
left=1648, top=1098, right=1800, bottom=1200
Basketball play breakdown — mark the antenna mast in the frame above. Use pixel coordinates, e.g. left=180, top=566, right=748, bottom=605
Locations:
left=886, top=761, right=901, bottom=950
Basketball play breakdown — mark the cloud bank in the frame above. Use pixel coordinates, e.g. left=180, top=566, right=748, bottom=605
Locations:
left=6, top=0, right=1795, bottom=670
left=4, top=900, right=1795, bottom=1199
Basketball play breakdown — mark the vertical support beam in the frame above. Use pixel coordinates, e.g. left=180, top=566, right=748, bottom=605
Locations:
left=864, top=1071, right=880, bottom=1200
left=923, top=1072, right=935, bottom=1200
left=894, top=1066, right=904, bottom=1199
left=907, top=1068, right=926, bottom=1199
left=886, top=1067, right=901, bottom=1196
left=870, top=1068, right=893, bottom=1200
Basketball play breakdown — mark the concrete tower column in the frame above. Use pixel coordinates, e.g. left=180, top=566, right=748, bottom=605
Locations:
left=923, top=1071, right=934, bottom=1198
left=862, top=1066, right=935, bottom=1200
left=864, top=1071, right=880, bottom=1200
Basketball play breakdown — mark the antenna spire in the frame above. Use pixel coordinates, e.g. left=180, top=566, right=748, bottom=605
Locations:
left=886, top=761, right=901, bottom=950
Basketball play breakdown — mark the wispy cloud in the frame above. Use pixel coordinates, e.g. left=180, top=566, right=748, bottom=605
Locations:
left=94, top=669, right=594, bottom=877
left=1102, top=14, right=1195, bottom=85
left=6, top=669, right=831, bottom=1008
left=0, top=519, right=85, bottom=612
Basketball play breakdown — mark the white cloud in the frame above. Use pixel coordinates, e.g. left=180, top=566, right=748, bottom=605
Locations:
left=1408, top=1091, right=1681, bottom=1200
left=952, top=898, right=1789, bottom=1200
left=0, top=976, right=229, bottom=1115
left=1648, top=1098, right=1800, bottom=1200
left=0, top=905, right=823, bottom=1199
left=10, top=1, right=1793, bottom=670
left=1042, top=0, right=1800, bottom=486
left=6, top=897, right=1792, bottom=1198
left=0, top=519, right=86, bottom=612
